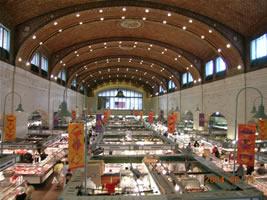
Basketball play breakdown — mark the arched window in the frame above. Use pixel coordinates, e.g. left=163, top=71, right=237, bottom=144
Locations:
left=215, top=57, right=226, bottom=73
left=30, top=51, right=49, bottom=77
left=205, top=60, right=214, bottom=77
left=182, top=72, right=193, bottom=85
left=251, top=33, right=267, bottom=60
left=168, top=80, right=176, bottom=90
left=159, top=85, right=164, bottom=94
left=97, top=89, right=143, bottom=110
left=0, top=24, right=10, bottom=51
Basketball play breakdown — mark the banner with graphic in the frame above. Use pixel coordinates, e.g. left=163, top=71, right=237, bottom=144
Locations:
left=237, top=124, right=256, bottom=167
left=168, top=114, right=176, bottom=134
left=258, top=119, right=267, bottom=140
left=148, top=112, right=154, bottom=124
left=96, top=114, right=102, bottom=132
left=199, top=113, right=205, bottom=127
left=68, top=123, right=85, bottom=169
left=4, top=114, right=16, bottom=141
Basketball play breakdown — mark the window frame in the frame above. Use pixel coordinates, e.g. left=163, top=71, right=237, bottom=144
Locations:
left=97, top=88, right=143, bottom=110
left=0, top=24, right=10, bottom=51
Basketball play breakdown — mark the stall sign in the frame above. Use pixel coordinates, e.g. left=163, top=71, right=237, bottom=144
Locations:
left=168, top=114, right=176, bottom=134
left=71, top=110, right=76, bottom=120
left=199, top=113, right=205, bottom=127
left=258, top=119, right=267, bottom=140
left=4, top=114, right=16, bottom=141
left=68, top=123, right=85, bottom=169
left=148, top=112, right=154, bottom=124
left=237, top=124, right=256, bottom=167
left=96, top=114, right=102, bottom=132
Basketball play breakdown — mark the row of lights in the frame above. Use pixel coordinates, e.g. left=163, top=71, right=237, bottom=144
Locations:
left=30, top=9, right=233, bottom=65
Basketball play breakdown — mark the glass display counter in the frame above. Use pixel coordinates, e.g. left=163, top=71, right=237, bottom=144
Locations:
left=0, top=173, right=24, bottom=200
left=3, top=148, right=66, bottom=184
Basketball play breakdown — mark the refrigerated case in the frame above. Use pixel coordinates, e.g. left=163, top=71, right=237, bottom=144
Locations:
left=3, top=148, right=66, bottom=184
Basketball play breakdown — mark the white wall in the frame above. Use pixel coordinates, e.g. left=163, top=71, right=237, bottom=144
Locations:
left=153, top=68, right=267, bottom=139
left=0, top=61, right=86, bottom=138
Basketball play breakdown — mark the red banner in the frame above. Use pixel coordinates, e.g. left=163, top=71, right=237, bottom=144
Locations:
left=199, top=113, right=205, bottom=127
left=148, top=112, right=154, bottom=124
left=237, top=124, right=256, bottom=167
left=168, top=114, right=176, bottom=134
left=68, top=123, right=85, bottom=169
left=258, top=119, right=267, bottom=140
left=4, top=114, right=16, bottom=141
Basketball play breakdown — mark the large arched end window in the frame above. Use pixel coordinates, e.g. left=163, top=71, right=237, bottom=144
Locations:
left=97, top=89, right=143, bottom=110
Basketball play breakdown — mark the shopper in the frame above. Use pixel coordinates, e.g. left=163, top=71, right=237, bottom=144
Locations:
left=256, top=163, right=267, bottom=175
left=246, top=165, right=254, bottom=175
left=236, top=164, right=245, bottom=180
left=193, top=141, right=200, bottom=148
left=24, top=181, right=35, bottom=200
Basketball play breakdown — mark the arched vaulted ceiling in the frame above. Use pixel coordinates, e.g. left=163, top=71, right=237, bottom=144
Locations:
left=2, top=1, right=266, bottom=95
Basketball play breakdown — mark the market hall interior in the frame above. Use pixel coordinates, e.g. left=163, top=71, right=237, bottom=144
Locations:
left=0, top=1, right=267, bottom=200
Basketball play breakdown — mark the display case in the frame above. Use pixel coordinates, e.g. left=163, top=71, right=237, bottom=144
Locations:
left=3, top=148, right=66, bottom=184
left=0, top=173, right=24, bottom=200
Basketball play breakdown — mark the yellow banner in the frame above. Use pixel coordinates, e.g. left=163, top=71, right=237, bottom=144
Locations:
left=258, top=119, right=267, bottom=140
left=68, top=123, right=85, bottom=170
left=4, top=114, right=16, bottom=142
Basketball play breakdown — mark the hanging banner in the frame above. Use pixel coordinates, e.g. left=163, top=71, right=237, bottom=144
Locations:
left=103, top=111, right=108, bottom=124
left=68, top=123, right=85, bottom=169
left=199, top=113, right=205, bottom=127
left=71, top=110, right=76, bottom=121
left=237, top=124, right=256, bottom=167
left=140, top=111, right=143, bottom=121
left=258, top=119, right=267, bottom=140
left=4, top=114, right=16, bottom=142
left=173, top=111, right=180, bottom=123
left=96, top=114, right=102, bottom=132
left=168, top=114, right=176, bottom=134
left=148, top=112, right=154, bottom=124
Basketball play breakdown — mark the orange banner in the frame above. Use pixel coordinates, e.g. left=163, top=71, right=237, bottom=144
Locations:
left=148, top=112, right=154, bottom=124
left=173, top=111, right=180, bottom=123
left=139, top=111, right=143, bottom=121
left=168, top=114, right=176, bottom=134
left=237, top=124, right=256, bottom=167
left=103, top=110, right=109, bottom=124
left=68, top=123, right=85, bottom=170
left=4, top=114, right=16, bottom=142
left=258, top=119, right=267, bottom=140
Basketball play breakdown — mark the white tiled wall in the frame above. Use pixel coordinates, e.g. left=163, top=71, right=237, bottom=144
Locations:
left=153, top=68, right=267, bottom=139
left=0, top=61, right=86, bottom=138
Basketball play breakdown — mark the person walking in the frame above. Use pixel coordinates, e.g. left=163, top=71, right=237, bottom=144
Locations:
left=236, top=164, right=245, bottom=180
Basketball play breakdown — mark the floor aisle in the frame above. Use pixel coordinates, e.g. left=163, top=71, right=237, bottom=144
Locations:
left=31, top=175, right=62, bottom=200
